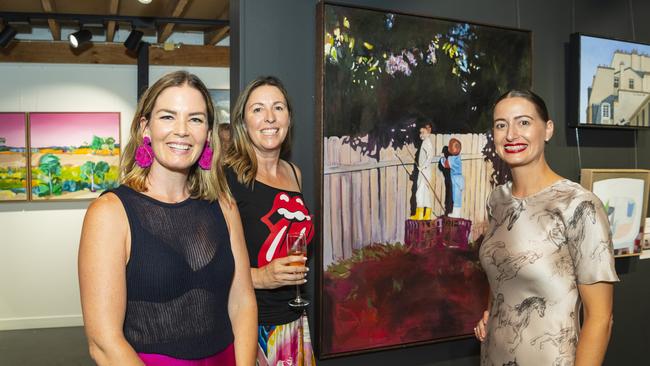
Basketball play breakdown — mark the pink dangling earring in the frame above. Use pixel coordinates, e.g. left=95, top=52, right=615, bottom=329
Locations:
left=135, top=136, right=154, bottom=168
left=198, top=143, right=213, bottom=170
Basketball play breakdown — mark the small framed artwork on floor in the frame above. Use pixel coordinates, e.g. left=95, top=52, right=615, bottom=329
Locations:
left=580, top=169, right=650, bottom=257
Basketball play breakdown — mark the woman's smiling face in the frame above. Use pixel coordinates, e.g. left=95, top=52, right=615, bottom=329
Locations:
left=244, top=85, right=290, bottom=156
left=143, top=83, right=209, bottom=174
left=492, top=96, right=553, bottom=169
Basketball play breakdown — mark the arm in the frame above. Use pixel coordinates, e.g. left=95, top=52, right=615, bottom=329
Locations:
left=475, top=290, right=492, bottom=342
left=78, top=194, right=143, bottom=365
left=222, top=200, right=258, bottom=366
left=575, top=282, right=614, bottom=366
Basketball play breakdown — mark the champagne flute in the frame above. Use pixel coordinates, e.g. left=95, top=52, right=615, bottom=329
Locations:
left=286, top=232, right=309, bottom=307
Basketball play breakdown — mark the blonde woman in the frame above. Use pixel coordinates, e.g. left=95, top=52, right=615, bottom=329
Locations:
left=79, top=71, right=257, bottom=366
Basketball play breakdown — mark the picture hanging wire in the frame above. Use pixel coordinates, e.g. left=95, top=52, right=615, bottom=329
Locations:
left=575, top=127, right=582, bottom=177
left=633, top=129, right=638, bottom=169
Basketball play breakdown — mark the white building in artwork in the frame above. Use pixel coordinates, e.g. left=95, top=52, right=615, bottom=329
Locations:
left=587, top=50, right=650, bottom=127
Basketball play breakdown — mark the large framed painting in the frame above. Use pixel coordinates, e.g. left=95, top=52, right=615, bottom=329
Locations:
left=316, top=2, right=532, bottom=358
left=28, top=112, right=121, bottom=201
left=580, top=169, right=650, bottom=257
left=0, top=112, right=29, bottom=202
left=569, top=33, right=650, bottom=129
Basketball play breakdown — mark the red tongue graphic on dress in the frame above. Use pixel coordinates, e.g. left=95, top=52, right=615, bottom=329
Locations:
left=259, top=192, right=314, bottom=267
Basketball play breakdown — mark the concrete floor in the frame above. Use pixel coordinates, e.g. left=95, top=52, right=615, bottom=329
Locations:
left=0, top=327, right=93, bottom=366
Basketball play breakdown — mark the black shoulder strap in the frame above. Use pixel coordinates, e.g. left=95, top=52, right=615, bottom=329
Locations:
left=288, top=161, right=301, bottom=191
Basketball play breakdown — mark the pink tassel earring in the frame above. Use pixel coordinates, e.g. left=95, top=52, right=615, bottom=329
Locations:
left=135, top=136, right=154, bottom=168
left=198, top=143, right=213, bottom=170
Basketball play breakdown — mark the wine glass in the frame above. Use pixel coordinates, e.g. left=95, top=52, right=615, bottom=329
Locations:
left=286, top=232, right=310, bottom=307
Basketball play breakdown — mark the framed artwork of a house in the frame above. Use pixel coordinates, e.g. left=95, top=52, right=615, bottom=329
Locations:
left=569, top=33, right=650, bottom=129
left=580, top=169, right=650, bottom=257
left=316, top=1, right=532, bottom=358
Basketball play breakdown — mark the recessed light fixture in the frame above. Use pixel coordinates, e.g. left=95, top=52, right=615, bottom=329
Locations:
left=138, top=0, right=153, bottom=4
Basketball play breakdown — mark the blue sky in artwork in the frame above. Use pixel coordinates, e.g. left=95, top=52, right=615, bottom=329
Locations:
left=579, top=35, right=650, bottom=122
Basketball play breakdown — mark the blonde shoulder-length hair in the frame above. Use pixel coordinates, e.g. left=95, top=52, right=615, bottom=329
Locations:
left=224, top=76, right=293, bottom=186
left=121, top=70, right=230, bottom=201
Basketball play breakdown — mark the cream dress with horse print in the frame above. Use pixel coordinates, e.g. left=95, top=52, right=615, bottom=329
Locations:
left=479, top=179, right=618, bottom=366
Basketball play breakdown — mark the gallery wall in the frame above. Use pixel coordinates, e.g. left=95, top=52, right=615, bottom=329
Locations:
left=231, top=0, right=650, bottom=365
left=0, top=63, right=228, bottom=330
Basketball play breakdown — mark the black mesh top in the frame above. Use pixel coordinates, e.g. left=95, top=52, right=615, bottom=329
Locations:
left=108, top=185, right=235, bottom=359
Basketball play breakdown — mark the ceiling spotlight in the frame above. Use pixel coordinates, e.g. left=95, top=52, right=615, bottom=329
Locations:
left=69, top=29, right=92, bottom=48
left=138, top=0, right=153, bottom=4
left=124, top=30, right=144, bottom=52
left=0, top=25, right=17, bottom=48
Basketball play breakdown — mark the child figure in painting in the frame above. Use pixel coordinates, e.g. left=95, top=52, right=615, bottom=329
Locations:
left=448, top=138, right=464, bottom=217
left=411, top=121, right=435, bottom=220
left=439, top=138, right=464, bottom=217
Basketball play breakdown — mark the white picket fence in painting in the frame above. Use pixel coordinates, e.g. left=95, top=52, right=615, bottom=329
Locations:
left=322, top=133, right=494, bottom=267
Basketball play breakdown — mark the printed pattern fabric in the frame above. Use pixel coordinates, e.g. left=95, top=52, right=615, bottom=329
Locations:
left=479, top=179, right=619, bottom=366
left=257, top=314, right=315, bottom=366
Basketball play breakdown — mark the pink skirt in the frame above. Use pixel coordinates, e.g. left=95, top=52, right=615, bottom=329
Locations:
left=138, top=343, right=235, bottom=366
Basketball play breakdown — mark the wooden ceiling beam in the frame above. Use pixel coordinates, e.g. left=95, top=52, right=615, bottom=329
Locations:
left=40, top=0, right=61, bottom=41
left=106, top=0, right=120, bottom=43
left=204, top=26, right=229, bottom=46
left=0, top=42, right=229, bottom=67
left=157, top=0, right=189, bottom=44
left=204, top=6, right=229, bottom=45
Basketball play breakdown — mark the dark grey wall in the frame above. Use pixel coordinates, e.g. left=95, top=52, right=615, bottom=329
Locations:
left=231, top=0, right=650, bottom=364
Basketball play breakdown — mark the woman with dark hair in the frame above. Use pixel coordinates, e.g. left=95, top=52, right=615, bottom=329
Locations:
left=474, top=89, right=618, bottom=365
left=224, top=76, right=316, bottom=365
left=79, top=71, right=257, bottom=366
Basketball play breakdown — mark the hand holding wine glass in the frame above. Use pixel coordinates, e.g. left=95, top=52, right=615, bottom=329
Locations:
left=286, top=232, right=309, bottom=307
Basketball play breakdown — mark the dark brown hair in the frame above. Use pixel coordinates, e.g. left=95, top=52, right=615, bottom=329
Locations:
left=493, top=89, right=550, bottom=121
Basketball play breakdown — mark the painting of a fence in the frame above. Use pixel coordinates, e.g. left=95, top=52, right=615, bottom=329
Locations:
left=29, top=112, right=120, bottom=201
left=0, top=113, right=28, bottom=201
left=316, top=2, right=531, bottom=358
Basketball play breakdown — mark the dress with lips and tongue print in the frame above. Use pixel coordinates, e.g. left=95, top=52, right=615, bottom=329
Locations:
left=226, top=163, right=316, bottom=366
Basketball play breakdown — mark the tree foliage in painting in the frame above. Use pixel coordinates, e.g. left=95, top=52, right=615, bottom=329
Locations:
left=36, top=153, right=63, bottom=197
left=323, top=6, right=531, bottom=160
left=80, top=161, right=110, bottom=192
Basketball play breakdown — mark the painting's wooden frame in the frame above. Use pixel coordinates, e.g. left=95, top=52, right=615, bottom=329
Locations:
left=28, top=112, right=121, bottom=202
left=580, top=169, right=650, bottom=257
left=315, top=1, right=532, bottom=359
left=0, top=112, right=30, bottom=202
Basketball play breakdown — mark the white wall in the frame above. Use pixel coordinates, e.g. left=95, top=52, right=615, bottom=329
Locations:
left=0, top=62, right=228, bottom=330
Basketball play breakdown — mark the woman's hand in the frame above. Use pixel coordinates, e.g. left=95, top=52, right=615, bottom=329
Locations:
left=251, top=256, right=308, bottom=289
left=474, top=310, right=489, bottom=342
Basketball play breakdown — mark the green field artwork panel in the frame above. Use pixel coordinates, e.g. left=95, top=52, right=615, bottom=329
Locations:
left=28, top=112, right=120, bottom=201
left=0, top=112, right=28, bottom=201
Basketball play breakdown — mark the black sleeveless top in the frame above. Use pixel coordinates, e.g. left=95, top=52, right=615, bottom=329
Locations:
left=108, top=185, right=234, bottom=359
left=226, top=165, right=314, bottom=325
